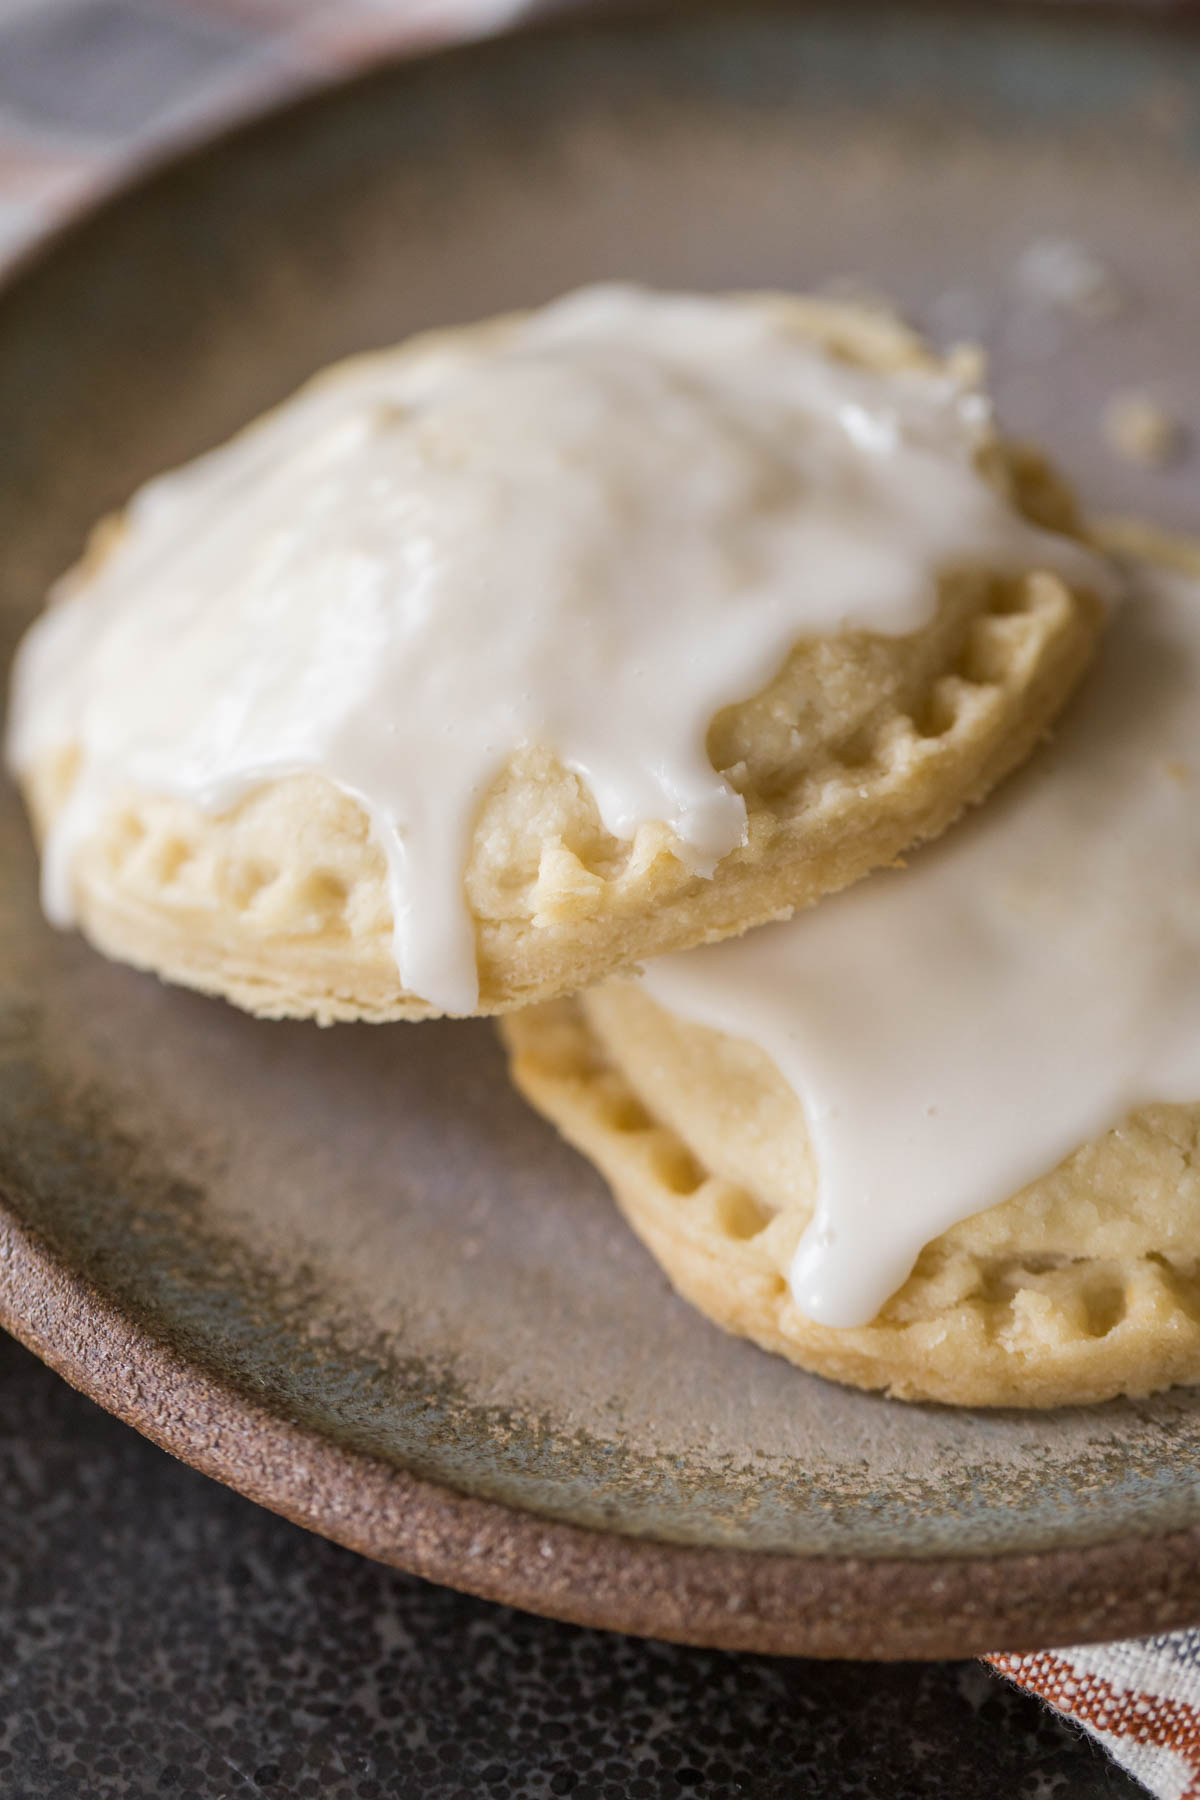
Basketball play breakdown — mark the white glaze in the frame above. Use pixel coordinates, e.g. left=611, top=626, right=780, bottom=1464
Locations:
left=643, top=560, right=1200, bottom=1329
left=6, top=285, right=1104, bottom=1014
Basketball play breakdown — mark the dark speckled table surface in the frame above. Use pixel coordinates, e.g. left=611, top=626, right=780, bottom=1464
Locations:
left=0, top=1329, right=1140, bottom=1799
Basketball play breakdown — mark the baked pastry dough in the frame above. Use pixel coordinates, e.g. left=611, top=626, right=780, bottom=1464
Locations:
left=501, top=988, right=1200, bottom=1408
left=9, top=290, right=1108, bottom=1020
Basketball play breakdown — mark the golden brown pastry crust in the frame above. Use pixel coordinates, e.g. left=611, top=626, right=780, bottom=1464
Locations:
left=16, top=298, right=1106, bottom=1021
left=501, top=988, right=1200, bottom=1408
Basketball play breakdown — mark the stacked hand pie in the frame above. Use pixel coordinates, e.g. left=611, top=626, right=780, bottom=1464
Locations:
left=16, top=284, right=1190, bottom=1409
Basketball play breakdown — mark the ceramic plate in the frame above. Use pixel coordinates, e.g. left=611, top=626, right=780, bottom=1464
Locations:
left=4, top=0, right=1200, bottom=1657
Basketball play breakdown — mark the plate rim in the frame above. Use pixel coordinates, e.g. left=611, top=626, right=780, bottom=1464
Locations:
left=8, top=1198, right=1200, bottom=1658
left=5, top=0, right=1200, bottom=1659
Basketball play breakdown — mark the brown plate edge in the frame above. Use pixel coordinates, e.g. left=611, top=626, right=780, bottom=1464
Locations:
left=4, top=1203, right=1199, bottom=1659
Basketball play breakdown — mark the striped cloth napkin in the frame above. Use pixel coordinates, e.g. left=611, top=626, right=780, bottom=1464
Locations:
left=1, top=2, right=1196, bottom=1793
left=990, top=1643, right=1200, bottom=1798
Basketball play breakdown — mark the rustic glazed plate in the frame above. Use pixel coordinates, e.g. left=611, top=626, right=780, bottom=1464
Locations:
left=3, top=1, right=1200, bottom=1659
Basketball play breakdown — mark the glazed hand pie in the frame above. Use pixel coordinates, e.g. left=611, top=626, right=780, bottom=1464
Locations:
left=6, top=286, right=1109, bottom=1021
left=502, top=549, right=1200, bottom=1408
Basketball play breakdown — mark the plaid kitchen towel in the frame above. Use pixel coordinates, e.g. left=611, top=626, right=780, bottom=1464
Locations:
left=0, top=2, right=1196, bottom=1795
left=0, top=0, right=534, bottom=265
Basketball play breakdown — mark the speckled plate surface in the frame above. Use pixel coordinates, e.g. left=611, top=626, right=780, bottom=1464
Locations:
left=4, top=0, right=1200, bottom=1660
